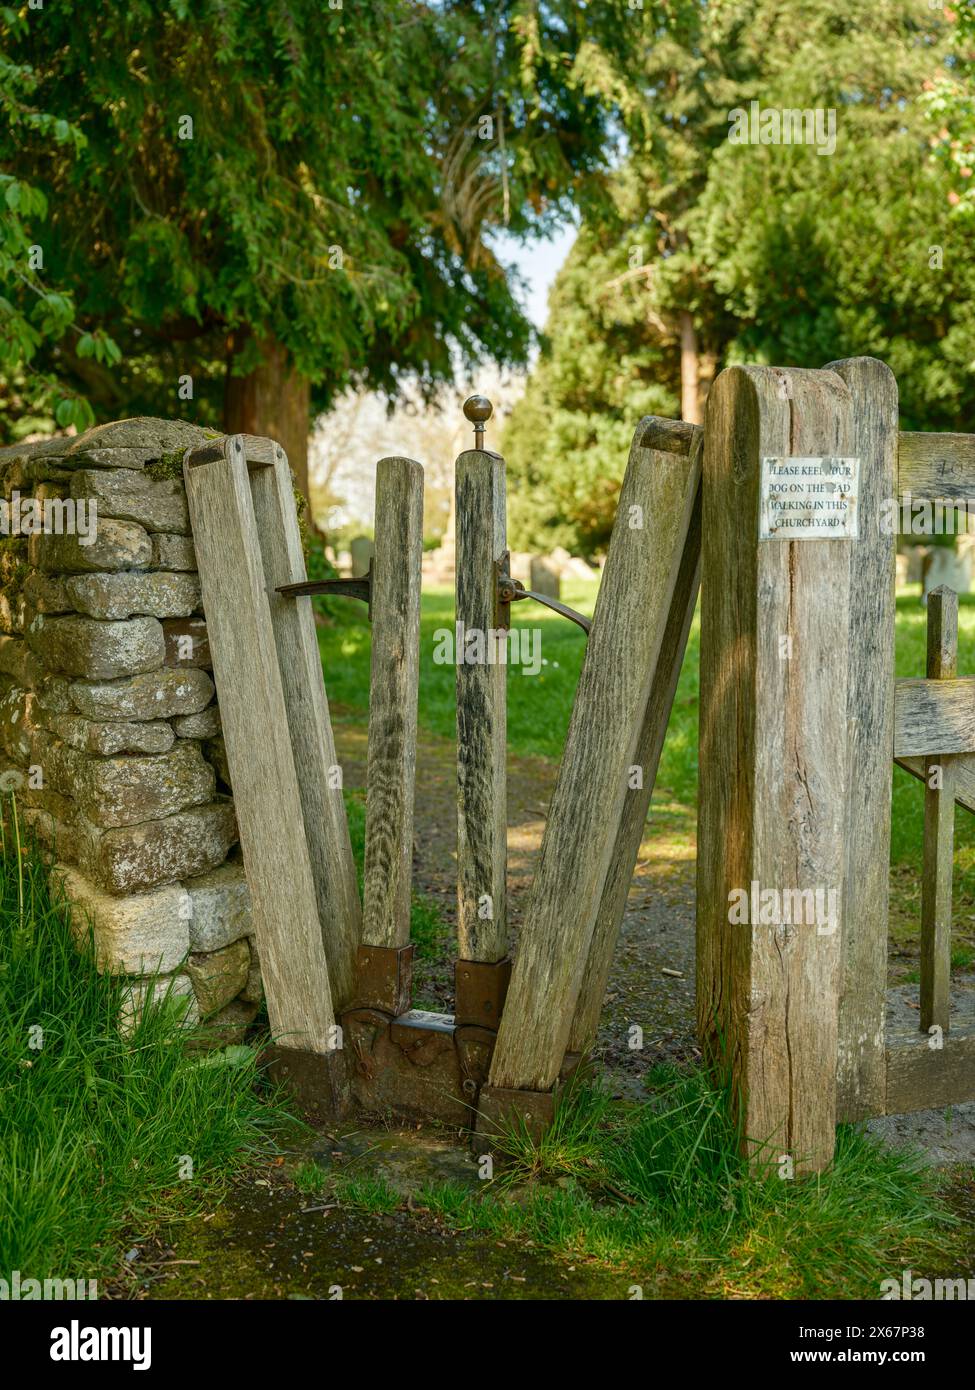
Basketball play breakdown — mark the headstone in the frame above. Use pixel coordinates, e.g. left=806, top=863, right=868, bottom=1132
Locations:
left=350, top=536, right=375, bottom=578
left=507, top=551, right=532, bottom=587
left=905, top=545, right=928, bottom=584
left=957, top=531, right=975, bottom=573
left=530, top=556, right=560, bottom=599
left=922, top=546, right=972, bottom=604
left=895, top=553, right=909, bottom=589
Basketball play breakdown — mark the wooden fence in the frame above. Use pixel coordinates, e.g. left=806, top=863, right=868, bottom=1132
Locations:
left=181, top=356, right=974, bottom=1164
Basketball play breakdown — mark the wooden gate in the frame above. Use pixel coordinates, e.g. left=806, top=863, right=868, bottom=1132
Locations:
left=696, top=357, right=975, bottom=1174
left=182, top=404, right=699, bottom=1136
left=181, top=355, right=975, bottom=1159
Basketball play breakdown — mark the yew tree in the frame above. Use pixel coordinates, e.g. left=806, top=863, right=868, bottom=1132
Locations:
left=0, top=0, right=639, bottom=494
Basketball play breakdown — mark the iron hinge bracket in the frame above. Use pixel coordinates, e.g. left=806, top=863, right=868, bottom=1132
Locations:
left=277, top=560, right=373, bottom=620
left=495, top=557, right=591, bottom=636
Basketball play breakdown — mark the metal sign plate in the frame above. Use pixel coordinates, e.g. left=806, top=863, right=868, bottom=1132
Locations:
left=759, top=456, right=860, bottom=540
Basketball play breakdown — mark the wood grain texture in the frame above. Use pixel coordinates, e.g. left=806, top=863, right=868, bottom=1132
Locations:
left=568, top=418, right=702, bottom=1055
left=249, top=441, right=362, bottom=1011
left=894, top=678, right=975, bottom=757
left=920, top=587, right=957, bottom=1035
left=455, top=449, right=508, bottom=962
left=886, top=1026, right=975, bottom=1111
left=183, top=436, right=336, bottom=1052
left=489, top=432, right=699, bottom=1092
left=898, top=431, right=975, bottom=503
left=826, top=357, right=897, bottom=1123
left=921, top=754, right=954, bottom=1035
left=697, top=365, right=853, bottom=1173
left=361, top=457, right=424, bottom=949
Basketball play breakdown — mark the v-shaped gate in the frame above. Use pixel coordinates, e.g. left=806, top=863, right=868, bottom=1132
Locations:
left=183, top=403, right=700, bottom=1137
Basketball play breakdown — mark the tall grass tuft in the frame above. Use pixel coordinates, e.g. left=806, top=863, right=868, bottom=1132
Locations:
left=408, top=1073, right=959, bottom=1298
left=0, top=807, right=288, bottom=1283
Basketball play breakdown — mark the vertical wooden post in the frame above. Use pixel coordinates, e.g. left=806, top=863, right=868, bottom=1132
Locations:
left=454, top=446, right=509, bottom=1025
left=249, top=440, right=362, bottom=1012
left=485, top=432, right=699, bottom=1099
left=920, top=585, right=956, bottom=1036
left=183, top=437, right=340, bottom=1086
left=357, top=457, right=424, bottom=1016
left=568, top=418, right=702, bottom=1055
left=826, top=357, right=898, bottom=1122
left=697, top=365, right=854, bottom=1173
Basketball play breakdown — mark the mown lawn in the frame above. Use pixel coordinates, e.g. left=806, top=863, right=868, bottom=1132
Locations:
left=318, top=577, right=975, bottom=966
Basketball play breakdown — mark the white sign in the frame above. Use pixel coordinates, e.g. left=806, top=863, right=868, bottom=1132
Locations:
left=759, top=456, right=860, bottom=540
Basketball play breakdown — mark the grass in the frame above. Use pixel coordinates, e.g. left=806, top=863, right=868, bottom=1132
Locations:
left=319, top=578, right=975, bottom=963
left=0, top=804, right=288, bottom=1284
left=320, top=1070, right=960, bottom=1299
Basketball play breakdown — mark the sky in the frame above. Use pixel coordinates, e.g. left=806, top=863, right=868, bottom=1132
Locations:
left=491, top=221, right=577, bottom=330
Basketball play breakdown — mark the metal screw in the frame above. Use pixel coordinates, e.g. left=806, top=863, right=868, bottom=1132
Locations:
left=463, top=394, right=493, bottom=450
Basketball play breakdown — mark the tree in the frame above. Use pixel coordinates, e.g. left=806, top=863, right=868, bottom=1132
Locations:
left=504, top=0, right=970, bottom=554
left=0, top=0, right=641, bottom=495
left=0, top=40, right=120, bottom=435
left=923, top=3, right=975, bottom=214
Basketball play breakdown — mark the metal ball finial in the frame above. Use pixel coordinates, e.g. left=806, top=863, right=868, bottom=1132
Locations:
left=463, top=394, right=493, bottom=449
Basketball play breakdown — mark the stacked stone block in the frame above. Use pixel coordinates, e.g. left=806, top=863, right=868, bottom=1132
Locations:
left=0, top=417, right=263, bottom=1041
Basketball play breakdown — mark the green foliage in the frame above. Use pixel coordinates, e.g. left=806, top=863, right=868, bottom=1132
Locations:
left=0, top=0, right=638, bottom=430
left=0, top=808, right=288, bottom=1281
left=343, top=1075, right=958, bottom=1296
left=923, top=3, right=975, bottom=214
left=0, top=18, right=119, bottom=437
left=504, top=0, right=973, bottom=552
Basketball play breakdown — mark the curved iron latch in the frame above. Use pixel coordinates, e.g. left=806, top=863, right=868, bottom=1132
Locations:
left=277, top=560, right=372, bottom=620
left=496, top=562, right=591, bottom=636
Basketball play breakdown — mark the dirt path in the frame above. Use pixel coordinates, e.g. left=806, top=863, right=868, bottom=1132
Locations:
left=333, top=704, right=975, bottom=1156
left=331, top=706, right=700, bottom=1090
left=122, top=710, right=973, bottom=1302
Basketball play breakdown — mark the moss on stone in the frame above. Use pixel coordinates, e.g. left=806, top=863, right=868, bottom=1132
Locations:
left=146, top=450, right=189, bottom=482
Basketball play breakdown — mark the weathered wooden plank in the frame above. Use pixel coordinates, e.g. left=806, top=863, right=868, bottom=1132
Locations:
left=489, top=428, right=699, bottom=1093
left=183, top=436, right=336, bottom=1054
left=921, top=753, right=955, bottom=1036
left=455, top=448, right=508, bottom=963
left=896, top=753, right=975, bottom=814
left=919, top=587, right=957, bottom=1036
left=898, top=431, right=975, bottom=504
left=568, top=417, right=702, bottom=1055
left=248, top=441, right=362, bottom=1012
left=361, top=457, right=424, bottom=949
left=827, top=357, right=898, bottom=1123
left=894, top=677, right=975, bottom=757
left=885, top=1027, right=975, bottom=1112
left=927, top=585, right=959, bottom=681
left=697, top=365, right=853, bottom=1173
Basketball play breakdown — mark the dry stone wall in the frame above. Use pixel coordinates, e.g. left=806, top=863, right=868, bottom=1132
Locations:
left=0, top=417, right=263, bottom=1042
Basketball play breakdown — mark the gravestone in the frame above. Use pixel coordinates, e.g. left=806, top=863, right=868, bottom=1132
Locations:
left=922, top=546, right=971, bottom=604
left=905, top=545, right=929, bottom=584
left=530, top=556, right=560, bottom=599
left=350, top=536, right=375, bottom=578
